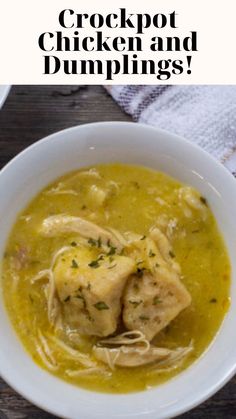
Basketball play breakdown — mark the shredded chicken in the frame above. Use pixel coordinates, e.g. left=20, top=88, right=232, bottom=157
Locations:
left=93, top=339, right=193, bottom=369
left=147, top=341, right=194, bottom=374
left=40, top=215, right=124, bottom=251
left=66, top=367, right=111, bottom=377
left=178, top=186, right=207, bottom=220
left=48, top=334, right=96, bottom=368
left=31, top=246, right=72, bottom=324
left=34, top=333, right=58, bottom=372
left=98, top=330, right=149, bottom=348
left=45, top=182, right=79, bottom=196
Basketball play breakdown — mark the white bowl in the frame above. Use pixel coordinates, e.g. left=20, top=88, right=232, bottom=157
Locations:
left=0, top=122, right=236, bottom=419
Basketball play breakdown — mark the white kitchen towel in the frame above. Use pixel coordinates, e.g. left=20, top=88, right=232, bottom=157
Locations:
left=106, top=85, right=236, bottom=175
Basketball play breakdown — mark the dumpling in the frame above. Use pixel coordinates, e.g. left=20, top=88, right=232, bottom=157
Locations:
left=123, top=271, right=191, bottom=341
left=53, top=245, right=135, bottom=337
left=122, top=234, right=191, bottom=341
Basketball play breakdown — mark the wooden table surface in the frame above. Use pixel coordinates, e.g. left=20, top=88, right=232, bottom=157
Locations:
left=0, top=85, right=235, bottom=419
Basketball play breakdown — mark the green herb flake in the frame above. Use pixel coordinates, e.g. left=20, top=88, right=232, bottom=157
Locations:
left=107, top=246, right=116, bottom=256
left=149, top=250, right=156, bottom=258
left=97, top=237, right=102, bottom=248
left=136, top=267, right=146, bottom=278
left=139, top=315, right=149, bottom=321
left=88, top=238, right=97, bottom=247
left=137, top=260, right=143, bottom=265
left=140, top=235, right=146, bottom=241
left=155, top=263, right=160, bottom=268
left=70, top=241, right=77, bottom=247
left=210, top=298, right=217, bottom=303
left=81, top=205, right=87, bottom=210
left=71, top=259, right=79, bottom=268
left=64, top=296, right=70, bottom=302
left=153, top=296, right=162, bottom=305
left=29, top=294, right=34, bottom=304
left=108, top=264, right=117, bottom=269
left=169, top=251, right=175, bottom=258
left=200, top=196, right=208, bottom=206
left=87, top=314, right=94, bottom=322
left=94, top=301, right=109, bottom=310
left=88, top=260, right=100, bottom=268
left=129, top=300, right=142, bottom=308
left=131, top=181, right=140, bottom=189
left=87, top=282, right=91, bottom=290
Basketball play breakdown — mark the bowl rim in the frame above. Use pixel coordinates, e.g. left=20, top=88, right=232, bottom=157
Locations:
left=0, top=85, right=11, bottom=109
left=0, top=121, right=236, bottom=419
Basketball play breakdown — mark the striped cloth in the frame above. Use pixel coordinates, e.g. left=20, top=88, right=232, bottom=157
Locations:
left=106, top=85, right=236, bottom=175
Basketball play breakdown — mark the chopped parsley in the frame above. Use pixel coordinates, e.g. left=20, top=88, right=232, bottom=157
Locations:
left=64, top=295, right=70, bottom=302
left=107, top=246, right=116, bottom=256
left=88, top=255, right=104, bottom=268
left=210, top=298, right=217, bottom=303
left=153, top=296, right=162, bottom=305
left=93, top=301, right=109, bottom=310
left=140, top=235, right=146, bottom=240
left=169, top=251, right=175, bottom=258
left=155, top=263, right=160, bottom=268
left=88, top=238, right=98, bottom=247
left=88, top=237, right=102, bottom=248
left=29, top=294, right=34, bottom=304
left=71, top=259, right=79, bottom=268
left=139, top=315, right=149, bottom=321
left=70, top=241, right=77, bottom=247
left=87, top=282, right=91, bottom=290
left=137, top=260, right=143, bottom=265
left=81, top=205, right=87, bottom=210
left=108, top=264, right=117, bottom=269
left=200, top=196, right=208, bottom=206
left=87, top=314, right=94, bottom=322
left=129, top=300, right=142, bottom=308
left=131, top=181, right=140, bottom=189
left=88, top=260, right=100, bottom=268
left=136, top=267, right=146, bottom=278
left=149, top=250, right=156, bottom=258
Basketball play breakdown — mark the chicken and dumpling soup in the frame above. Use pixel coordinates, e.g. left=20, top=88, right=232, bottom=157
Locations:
left=2, top=164, right=230, bottom=393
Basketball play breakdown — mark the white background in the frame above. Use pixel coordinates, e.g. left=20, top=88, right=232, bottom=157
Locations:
left=0, top=0, right=235, bottom=84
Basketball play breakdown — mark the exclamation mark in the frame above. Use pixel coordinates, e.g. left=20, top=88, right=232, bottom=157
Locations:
left=187, top=56, right=192, bottom=74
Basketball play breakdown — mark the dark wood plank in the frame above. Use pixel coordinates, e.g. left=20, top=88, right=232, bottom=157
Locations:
left=0, top=85, right=131, bottom=169
left=0, top=85, right=235, bottom=419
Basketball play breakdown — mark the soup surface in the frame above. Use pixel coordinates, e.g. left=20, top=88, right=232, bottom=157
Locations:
left=2, top=164, right=230, bottom=393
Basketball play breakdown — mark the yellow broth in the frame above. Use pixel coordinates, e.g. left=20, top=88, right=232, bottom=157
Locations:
left=2, top=164, right=230, bottom=393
